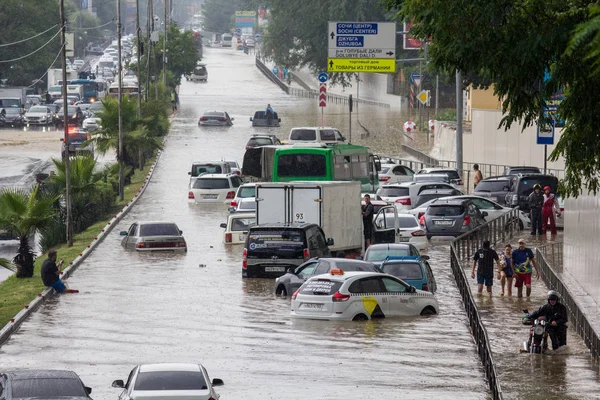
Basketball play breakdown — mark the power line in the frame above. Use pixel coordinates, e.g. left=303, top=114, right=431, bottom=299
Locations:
left=0, top=24, right=59, bottom=48
left=0, top=28, right=62, bottom=64
left=69, top=18, right=116, bottom=31
left=27, top=44, right=65, bottom=88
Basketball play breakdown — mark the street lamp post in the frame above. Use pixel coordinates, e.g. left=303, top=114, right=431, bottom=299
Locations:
left=117, top=0, right=124, bottom=201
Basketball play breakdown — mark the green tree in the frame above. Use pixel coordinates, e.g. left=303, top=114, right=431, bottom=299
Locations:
left=388, top=0, right=597, bottom=197
left=127, top=126, right=165, bottom=170
left=0, top=186, right=59, bottom=278
left=202, top=0, right=236, bottom=33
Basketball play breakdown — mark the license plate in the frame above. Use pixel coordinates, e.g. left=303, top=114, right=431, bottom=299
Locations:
left=264, top=266, right=285, bottom=272
left=434, top=220, right=454, bottom=226
left=398, top=237, right=410, bottom=242
left=238, top=235, right=247, bottom=241
left=202, top=194, right=218, bottom=199
left=300, top=303, right=323, bottom=310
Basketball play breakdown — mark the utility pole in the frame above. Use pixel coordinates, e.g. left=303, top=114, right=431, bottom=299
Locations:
left=456, top=70, right=463, bottom=176
left=136, top=0, right=142, bottom=115
left=118, top=0, right=124, bottom=201
left=59, top=0, right=72, bottom=247
left=162, top=0, right=167, bottom=86
left=435, top=74, right=439, bottom=116
left=145, top=0, right=151, bottom=102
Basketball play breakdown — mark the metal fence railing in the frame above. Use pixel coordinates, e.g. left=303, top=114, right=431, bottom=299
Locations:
left=255, top=57, right=289, bottom=94
left=448, top=208, right=522, bottom=400
left=536, top=245, right=600, bottom=362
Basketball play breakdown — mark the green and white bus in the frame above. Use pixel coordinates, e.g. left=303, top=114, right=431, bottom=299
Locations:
left=274, top=143, right=381, bottom=191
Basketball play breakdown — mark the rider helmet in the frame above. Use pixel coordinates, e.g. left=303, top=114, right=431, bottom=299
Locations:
left=533, top=184, right=542, bottom=190
left=543, top=186, right=551, bottom=191
left=547, top=290, right=560, bottom=302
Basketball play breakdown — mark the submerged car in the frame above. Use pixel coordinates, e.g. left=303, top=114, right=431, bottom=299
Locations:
left=250, top=110, right=281, bottom=127
left=380, top=256, right=437, bottom=293
left=112, top=363, right=223, bottom=400
left=220, top=212, right=255, bottom=244
left=0, top=370, right=93, bottom=399
left=120, top=221, right=187, bottom=252
left=198, top=110, right=234, bottom=126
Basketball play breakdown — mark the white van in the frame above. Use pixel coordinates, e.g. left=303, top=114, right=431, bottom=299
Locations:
left=222, top=34, right=233, bottom=47
left=287, top=127, right=346, bottom=144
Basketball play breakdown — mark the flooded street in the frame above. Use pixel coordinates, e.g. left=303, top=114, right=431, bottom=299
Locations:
left=0, top=48, right=491, bottom=399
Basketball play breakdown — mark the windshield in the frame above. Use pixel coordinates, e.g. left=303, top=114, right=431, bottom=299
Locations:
left=139, top=223, right=180, bottom=236
left=247, top=138, right=273, bottom=146
left=231, top=217, right=254, bottom=231
left=247, top=229, right=305, bottom=256
left=11, top=378, right=86, bottom=397
left=334, top=262, right=378, bottom=272
left=300, top=279, right=343, bottom=295
left=192, top=164, right=223, bottom=176
left=290, top=129, right=317, bottom=141
left=382, top=263, right=424, bottom=280
left=28, top=106, right=48, bottom=113
left=237, top=186, right=256, bottom=198
left=377, top=187, right=409, bottom=197
left=429, top=170, right=460, bottom=180
left=134, top=371, right=207, bottom=391
left=0, top=99, right=21, bottom=108
left=475, top=180, right=509, bottom=193
left=49, top=86, right=61, bottom=93
left=426, top=205, right=465, bottom=216
left=376, top=214, right=420, bottom=228
left=517, top=177, right=557, bottom=196
left=414, top=193, right=455, bottom=207
left=414, top=175, right=449, bottom=183
left=237, top=201, right=256, bottom=211
left=204, top=112, right=225, bottom=117
left=277, top=154, right=326, bottom=177
left=4, top=108, right=21, bottom=114
left=365, top=248, right=415, bottom=261
left=194, top=178, right=229, bottom=189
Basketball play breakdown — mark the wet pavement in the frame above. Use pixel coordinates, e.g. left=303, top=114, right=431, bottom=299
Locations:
left=0, top=48, right=491, bottom=399
left=461, top=234, right=600, bottom=400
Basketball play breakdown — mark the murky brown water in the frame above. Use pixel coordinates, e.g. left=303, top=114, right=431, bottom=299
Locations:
left=0, top=48, right=490, bottom=399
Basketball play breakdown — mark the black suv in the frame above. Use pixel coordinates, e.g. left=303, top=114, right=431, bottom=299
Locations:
left=0, top=370, right=93, bottom=399
left=245, top=134, right=282, bottom=150
left=503, top=166, right=541, bottom=175
left=504, top=173, right=559, bottom=212
left=473, top=176, right=512, bottom=206
left=243, top=223, right=333, bottom=278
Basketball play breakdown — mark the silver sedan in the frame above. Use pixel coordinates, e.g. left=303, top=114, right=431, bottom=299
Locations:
left=198, top=110, right=234, bottom=126
left=120, top=221, right=187, bottom=252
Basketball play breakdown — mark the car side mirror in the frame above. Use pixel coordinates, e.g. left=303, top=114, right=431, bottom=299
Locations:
left=231, top=118, right=235, bottom=121
left=523, top=309, right=529, bottom=314
left=85, top=386, right=92, bottom=394
left=375, top=161, right=382, bottom=171
left=187, top=171, right=191, bottom=175
left=212, top=378, right=224, bottom=387
left=410, top=286, right=417, bottom=293
left=421, top=255, right=430, bottom=260
left=179, top=230, right=183, bottom=235
left=228, top=207, right=235, bottom=212
left=278, top=118, right=282, bottom=122
left=111, top=380, right=125, bottom=388
left=326, top=238, right=334, bottom=246
left=249, top=117, right=253, bottom=121
left=288, top=266, right=296, bottom=274
left=119, top=231, right=128, bottom=236
left=481, top=211, right=488, bottom=217
left=60, top=138, right=64, bottom=142
left=220, top=223, right=227, bottom=229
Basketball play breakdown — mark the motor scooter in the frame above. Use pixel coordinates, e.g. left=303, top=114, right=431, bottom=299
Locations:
left=521, top=309, right=549, bottom=354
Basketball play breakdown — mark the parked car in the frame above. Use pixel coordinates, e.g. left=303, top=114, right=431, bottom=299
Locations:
left=120, top=221, right=187, bottom=252
left=504, top=173, right=559, bottom=212
left=220, top=212, right=255, bottom=244
left=415, top=167, right=463, bottom=188
left=413, top=188, right=462, bottom=208
left=473, top=175, right=512, bottom=205
left=3, top=107, right=25, bottom=127
left=188, top=173, right=242, bottom=204
left=372, top=212, right=428, bottom=250
left=287, top=126, right=346, bottom=144
left=245, top=134, right=282, bottom=150
left=198, top=110, right=234, bottom=126
left=423, top=198, right=488, bottom=239
left=377, top=181, right=460, bottom=210
left=380, top=256, right=437, bottom=293
left=378, top=163, right=415, bottom=184
left=188, top=160, right=233, bottom=187
left=503, top=166, right=541, bottom=175
left=274, top=258, right=380, bottom=297
left=243, top=223, right=333, bottom=278
left=112, top=363, right=223, bottom=400
left=363, top=243, right=422, bottom=267
left=250, top=110, right=281, bottom=127
left=24, top=105, right=54, bottom=125
left=291, top=271, right=439, bottom=320
left=0, top=370, right=93, bottom=399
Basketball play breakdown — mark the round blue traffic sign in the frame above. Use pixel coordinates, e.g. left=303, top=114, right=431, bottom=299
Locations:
left=318, top=73, right=328, bottom=83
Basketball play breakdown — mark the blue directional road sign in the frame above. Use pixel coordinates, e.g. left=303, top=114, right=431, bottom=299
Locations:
left=318, top=73, right=329, bottom=83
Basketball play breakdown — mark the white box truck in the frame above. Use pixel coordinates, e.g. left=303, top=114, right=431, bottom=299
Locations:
left=255, top=181, right=363, bottom=254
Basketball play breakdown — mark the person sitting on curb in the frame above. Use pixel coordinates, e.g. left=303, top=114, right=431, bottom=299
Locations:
left=41, top=249, right=78, bottom=294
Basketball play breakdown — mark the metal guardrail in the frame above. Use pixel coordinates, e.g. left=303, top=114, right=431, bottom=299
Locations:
left=448, top=208, right=521, bottom=400
left=287, top=86, right=391, bottom=108
left=536, top=244, right=600, bottom=362
left=255, top=57, right=289, bottom=94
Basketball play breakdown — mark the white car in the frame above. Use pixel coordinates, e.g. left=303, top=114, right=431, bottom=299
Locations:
left=291, top=271, right=439, bottom=321
left=188, top=161, right=233, bottom=187
left=287, top=126, right=346, bottom=144
left=378, top=163, right=415, bottom=184
left=373, top=210, right=428, bottom=250
left=414, top=167, right=463, bottom=188
left=24, top=105, right=54, bottom=125
left=188, top=173, right=242, bottom=204
left=112, top=363, right=224, bottom=400
left=405, top=195, right=530, bottom=230
left=377, top=182, right=459, bottom=210
left=225, top=160, right=241, bottom=175
left=231, top=182, right=258, bottom=208
left=82, top=117, right=101, bottom=131
left=229, top=197, right=256, bottom=213
left=220, top=212, right=255, bottom=244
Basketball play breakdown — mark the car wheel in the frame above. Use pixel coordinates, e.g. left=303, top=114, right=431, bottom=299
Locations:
left=352, top=314, right=368, bottom=321
left=420, top=306, right=437, bottom=316
left=276, top=285, right=287, bottom=297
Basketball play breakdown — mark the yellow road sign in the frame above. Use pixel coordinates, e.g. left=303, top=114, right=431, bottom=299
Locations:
left=417, top=90, right=429, bottom=105
left=327, top=58, right=396, bottom=73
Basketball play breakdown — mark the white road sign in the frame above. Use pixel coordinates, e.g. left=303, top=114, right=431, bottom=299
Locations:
left=328, top=22, right=397, bottom=59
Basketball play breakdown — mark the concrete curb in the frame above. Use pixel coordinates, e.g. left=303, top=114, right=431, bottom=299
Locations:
left=0, top=150, right=164, bottom=347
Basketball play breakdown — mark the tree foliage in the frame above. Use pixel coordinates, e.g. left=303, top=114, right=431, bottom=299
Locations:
left=388, top=0, right=599, bottom=197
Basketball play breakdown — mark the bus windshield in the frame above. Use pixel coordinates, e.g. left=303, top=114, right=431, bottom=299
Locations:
left=277, top=153, right=326, bottom=177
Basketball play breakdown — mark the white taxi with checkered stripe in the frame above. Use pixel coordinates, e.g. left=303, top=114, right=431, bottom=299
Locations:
left=291, top=271, right=439, bottom=321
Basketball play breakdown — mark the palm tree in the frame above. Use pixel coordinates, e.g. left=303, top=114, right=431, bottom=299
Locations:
left=0, top=186, right=59, bottom=278
left=127, top=126, right=164, bottom=170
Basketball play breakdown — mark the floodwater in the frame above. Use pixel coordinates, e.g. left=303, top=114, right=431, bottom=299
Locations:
left=460, top=233, right=600, bottom=400
left=0, top=48, right=490, bottom=399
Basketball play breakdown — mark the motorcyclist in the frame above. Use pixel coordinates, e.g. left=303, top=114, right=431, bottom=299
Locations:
left=524, top=290, right=568, bottom=350
left=528, top=184, right=544, bottom=235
